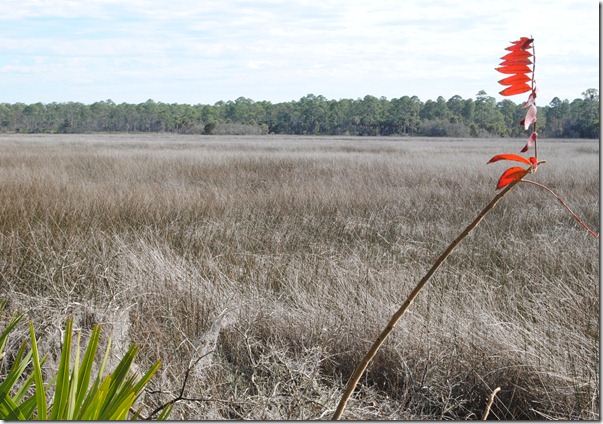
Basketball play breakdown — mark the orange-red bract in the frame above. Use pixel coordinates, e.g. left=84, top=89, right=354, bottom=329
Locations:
left=496, top=167, right=529, bottom=190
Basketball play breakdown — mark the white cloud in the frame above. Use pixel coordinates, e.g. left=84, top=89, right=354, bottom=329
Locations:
left=0, top=0, right=598, bottom=104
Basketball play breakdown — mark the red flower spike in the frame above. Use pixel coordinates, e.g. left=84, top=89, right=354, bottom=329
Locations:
left=529, top=157, right=537, bottom=165
left=496, top=167, right=530, bottom=190
left=487, top=153, right=532, bottom=165
left=521, top=132, right=538, bottom=153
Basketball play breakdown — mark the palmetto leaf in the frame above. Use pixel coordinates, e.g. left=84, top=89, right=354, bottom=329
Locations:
left=0, top=342, right=30, bottom=420
left=0, top=312, right=167, bottom=421
left=29, top=323, right=48, bottom=420
left=73, top=324, right=101, bottom=416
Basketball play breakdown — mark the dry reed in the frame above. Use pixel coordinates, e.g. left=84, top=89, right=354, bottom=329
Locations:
left=0, top=134, right=598, bottom=419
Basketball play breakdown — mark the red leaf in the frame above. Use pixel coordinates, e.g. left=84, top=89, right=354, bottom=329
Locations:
left=495, top=65, right=532, bottom=74
left=496, top=167, right=529, bottom=189
left=521, top=132, right=538, bottom=153
left=499, top=58, right=532, bottom=66
left=500, top=84, right=532, bottom=96
left=505, top=37, right=534, bottom=51
left=498, top=74, right=531, bottom=86
left=501, top=50, right=532, bottom=61
left=488, top=153, right=532, bottom=165
left=518, top=38, right=534, bottom=49
left=522, top=90, right=537, bottom=108
left=523, top=104, right=537, bottom=130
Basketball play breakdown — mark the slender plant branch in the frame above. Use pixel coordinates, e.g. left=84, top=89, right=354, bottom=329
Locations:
left=140, top=350, right=214, bottom=420
left=521, top=179, right=599, bottom=239
left=331, top=178, right=522, bottom=420
left=533, top=115, right=538, bottom=162
left=531, top=38, right=538, bottom=161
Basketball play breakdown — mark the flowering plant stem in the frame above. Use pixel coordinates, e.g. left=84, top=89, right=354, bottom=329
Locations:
left=331, top=178, right=521, bottom=420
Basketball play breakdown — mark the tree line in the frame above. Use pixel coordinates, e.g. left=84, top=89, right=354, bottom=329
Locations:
left=0, top=89, right=598, bottom=138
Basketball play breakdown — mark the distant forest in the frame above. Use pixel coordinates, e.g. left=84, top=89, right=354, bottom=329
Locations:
left=1, top=89, right=599, bottom=138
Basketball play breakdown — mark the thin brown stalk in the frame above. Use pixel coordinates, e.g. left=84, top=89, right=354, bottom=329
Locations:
left=332, top=179, right=521, bottom=420
left=521, top=179, right=599, bottom=239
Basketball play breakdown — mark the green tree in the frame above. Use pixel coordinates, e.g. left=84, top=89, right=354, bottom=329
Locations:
left=446, top=95, right=465, bottom=123
left=567, top=90, right=599, bottom=138
left=392, top=95, right=421, bottom=135
left=496, top=99, right=523, bottom=137
left=474, top=90, right=506, bottom=136
left=544, top=97, right=570, bottom=137
left=420, top=96, right=450, bottom=122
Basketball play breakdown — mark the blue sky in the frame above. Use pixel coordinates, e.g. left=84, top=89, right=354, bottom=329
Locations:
left=0, top=0, right=599, bottom=106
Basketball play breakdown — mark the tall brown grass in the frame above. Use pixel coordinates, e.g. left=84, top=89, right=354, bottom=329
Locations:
left=0, top=134, right=598, bottom=419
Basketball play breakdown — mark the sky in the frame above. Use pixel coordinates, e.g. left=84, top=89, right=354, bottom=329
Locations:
left=0, top=0, right=599, bottom=106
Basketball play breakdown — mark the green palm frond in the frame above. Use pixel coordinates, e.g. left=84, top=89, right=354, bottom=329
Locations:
left=0, top=303, right=169, bottom=420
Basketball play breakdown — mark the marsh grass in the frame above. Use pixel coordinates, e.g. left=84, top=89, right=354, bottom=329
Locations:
left=0, top=134, right=599, bottom=419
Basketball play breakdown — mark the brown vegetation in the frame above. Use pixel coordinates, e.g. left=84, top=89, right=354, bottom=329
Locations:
left=0, top=134, right=599, bottom=419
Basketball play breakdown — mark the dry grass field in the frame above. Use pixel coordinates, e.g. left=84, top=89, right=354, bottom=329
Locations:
left=0, top=133, right=599, bottom=419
